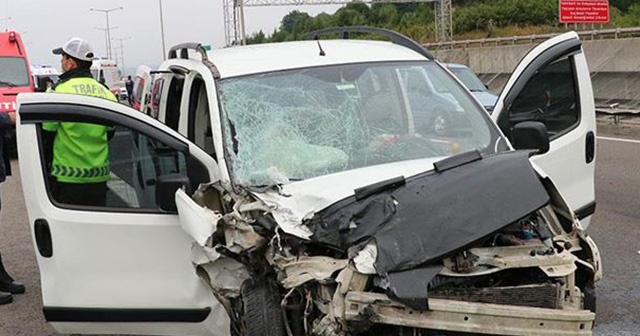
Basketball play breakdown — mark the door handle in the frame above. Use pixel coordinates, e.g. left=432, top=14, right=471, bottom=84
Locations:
left=34, top=219, right=53, bottom=258
left=585, top=131, right=595, bottom=164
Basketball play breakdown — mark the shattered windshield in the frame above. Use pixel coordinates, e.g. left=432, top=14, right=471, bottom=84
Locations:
left=219, top=61, right=500, bottom=186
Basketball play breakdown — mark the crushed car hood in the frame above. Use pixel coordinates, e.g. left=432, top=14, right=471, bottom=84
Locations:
left=252, top=157, right=447, bottom=239
left=305, top=151, right=550, bottom=274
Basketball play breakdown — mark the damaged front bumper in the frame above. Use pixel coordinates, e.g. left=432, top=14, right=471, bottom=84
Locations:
left=176, top=151, right=601, bottom=336
left=344, top=291, right=594, bottom=336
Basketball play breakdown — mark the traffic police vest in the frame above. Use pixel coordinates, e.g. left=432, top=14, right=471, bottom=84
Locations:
left=43, top=76, right=117, bottom=183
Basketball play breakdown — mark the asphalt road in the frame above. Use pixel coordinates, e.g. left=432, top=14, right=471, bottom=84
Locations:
left=0, top=122, right=639, bottom=336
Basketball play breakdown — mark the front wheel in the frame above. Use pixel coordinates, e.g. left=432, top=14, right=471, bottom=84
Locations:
left=583, top=284, right=596, bottom=314
left=240, top=279, right=286, bottom=336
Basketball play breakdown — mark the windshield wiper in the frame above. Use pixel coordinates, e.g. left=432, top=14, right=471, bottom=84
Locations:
left=0, top=80, right=17, bottom=87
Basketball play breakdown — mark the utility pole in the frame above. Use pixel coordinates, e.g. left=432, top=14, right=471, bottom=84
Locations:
left=435, top=0, right=453, bottom=43
left=0, top=16, right=10, bottom=32
left=93, top=26, right=118, bottom=58
left=158, top=0, right=167, bottom=59
left=112, top=37, right=131, bottom=75
left=89, top=7, right=123, bottom=59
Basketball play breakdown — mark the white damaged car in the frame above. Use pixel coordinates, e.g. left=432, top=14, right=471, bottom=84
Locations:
left=17, top=27, right=600, bottom=336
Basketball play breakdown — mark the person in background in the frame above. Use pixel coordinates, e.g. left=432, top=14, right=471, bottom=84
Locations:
left=45, top=37, right=117, bottom=206
left=45, top=76, right=55, bottom=90
left=0, top=110, right=26, bottom=305
left=125, top=75, right=134, bottom=106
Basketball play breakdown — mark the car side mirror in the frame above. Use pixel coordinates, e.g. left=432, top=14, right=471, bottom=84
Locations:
left=512, top=121, right=549, bottom=155
left=156, top=173, right=191, bottom=213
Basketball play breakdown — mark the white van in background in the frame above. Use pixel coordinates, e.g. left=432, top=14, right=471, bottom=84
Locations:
left=90, top=58, right=121, bottom=98
left=31, top=65, right=59, bottom=92
left=132, top=65, right=152, bottom=112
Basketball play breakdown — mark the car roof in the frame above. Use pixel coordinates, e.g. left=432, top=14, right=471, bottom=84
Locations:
left=206, top=40, right=429, bottom=78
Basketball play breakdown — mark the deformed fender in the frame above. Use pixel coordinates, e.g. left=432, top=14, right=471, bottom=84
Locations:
left=272, top=254, right=348, bottom=289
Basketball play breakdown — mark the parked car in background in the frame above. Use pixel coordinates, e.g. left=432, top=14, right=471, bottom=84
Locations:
left=116, top=81, right=128, bottom=101
left=446, top=63, right=498, bottom=112
left=17, top=27, right=599, bottom=336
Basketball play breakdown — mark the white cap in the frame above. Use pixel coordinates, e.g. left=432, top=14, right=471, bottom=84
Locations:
left=52, top=37, right=95, bottom=62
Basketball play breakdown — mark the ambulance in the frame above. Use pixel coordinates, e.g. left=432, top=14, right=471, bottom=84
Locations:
left=132, top=64, right=151, bottom=112
left=90, top=58, right=122, bottom=98
left=0, top=31, right=34, bottom=154
left=31, top=65, right=60, bottom=92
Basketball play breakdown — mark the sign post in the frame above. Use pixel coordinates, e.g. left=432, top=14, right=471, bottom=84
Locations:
left=559, top=0, right=610, bottom=24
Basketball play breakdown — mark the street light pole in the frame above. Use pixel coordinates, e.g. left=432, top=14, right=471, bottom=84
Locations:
left=89, top=7, right=123, bottom=59
left=0, top=16, right=11, bottom=32
left=158, top=0, right=166, bottom=60
left=112, top=37, right=131, bottom=75
left=93, top=26, right=118, bottom=58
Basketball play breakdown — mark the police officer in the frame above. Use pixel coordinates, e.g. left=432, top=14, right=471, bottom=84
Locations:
left=45, top=38, right=117, bottom=206
left=0, top=110, right=25, bottom=305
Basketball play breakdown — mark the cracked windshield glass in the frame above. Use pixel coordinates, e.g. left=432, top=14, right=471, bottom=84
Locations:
left=219, top=61, right=499, bottom=186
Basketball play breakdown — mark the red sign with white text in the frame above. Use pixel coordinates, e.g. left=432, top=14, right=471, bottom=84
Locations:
left=560, top=0, right=610, bottom=23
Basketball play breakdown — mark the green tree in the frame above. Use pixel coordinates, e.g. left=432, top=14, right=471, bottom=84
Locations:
left=334, top=2, right=370, bottom=27
left=371, top=4, right=399, bottom=28
left=312, top=12, right=335, bottom=31
left=611, top=0, right=636, bottom=13
left=246, top=30, right=266, bottom=45
left=280, top=10, right=313, bottom=40
left=252, top=0, right=640, bottom=44
left=616, top=3, right=640, bottom=25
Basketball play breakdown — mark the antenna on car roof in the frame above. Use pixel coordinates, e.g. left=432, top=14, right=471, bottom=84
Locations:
left=317, top=40, right=326, bottom=57
left=306, top=26, right=434, bottom=60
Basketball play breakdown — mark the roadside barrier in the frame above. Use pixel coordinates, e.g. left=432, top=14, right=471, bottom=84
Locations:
left=425, top=27, right=640, bottom=50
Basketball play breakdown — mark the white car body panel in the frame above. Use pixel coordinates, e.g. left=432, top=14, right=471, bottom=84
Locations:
left=207, top=40, right=425, bottom=78
left=17, top=30, right=597, bottom=335
left=156, top=59, right=232, bottom=188
left=17, top=93, right=222, bottom=336
left=492, top=31, right=596, bottom=229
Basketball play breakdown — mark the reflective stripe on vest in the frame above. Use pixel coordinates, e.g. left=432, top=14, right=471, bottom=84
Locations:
left=51, top=164, right=110, bottom=180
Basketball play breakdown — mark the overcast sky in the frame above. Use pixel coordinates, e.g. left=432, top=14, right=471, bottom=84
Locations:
left=3, top=0, right=340, bottom=75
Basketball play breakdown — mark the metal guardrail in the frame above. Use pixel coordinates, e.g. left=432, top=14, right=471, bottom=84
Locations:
left=425, top=27, right=640, bottom=50
left=595, top=104, right=640, bottom=124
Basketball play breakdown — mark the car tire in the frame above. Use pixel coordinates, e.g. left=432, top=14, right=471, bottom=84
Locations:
left=583, top=284, right=596, bottom=314
left=240, top=278, right=286, bottom=336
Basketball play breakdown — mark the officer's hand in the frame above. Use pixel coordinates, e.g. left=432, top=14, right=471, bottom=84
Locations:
left=7, top=111, right=16, bottom=125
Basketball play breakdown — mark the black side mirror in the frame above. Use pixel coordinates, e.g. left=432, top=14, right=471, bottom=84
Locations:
left=156, top=173, right=190, bottom=212
left=512, top=121, right=549, bottom=155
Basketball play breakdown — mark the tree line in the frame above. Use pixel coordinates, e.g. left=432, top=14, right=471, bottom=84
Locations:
left=246, top=0, right=640, bottom=44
